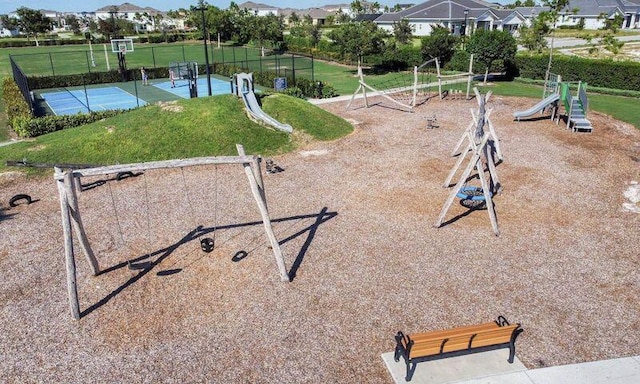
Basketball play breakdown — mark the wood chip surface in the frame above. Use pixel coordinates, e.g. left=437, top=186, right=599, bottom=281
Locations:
left=1, top=93, right=639, bottom=382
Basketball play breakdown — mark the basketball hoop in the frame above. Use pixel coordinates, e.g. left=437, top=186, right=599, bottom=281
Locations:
left=111, top=38, right=134, bottom=54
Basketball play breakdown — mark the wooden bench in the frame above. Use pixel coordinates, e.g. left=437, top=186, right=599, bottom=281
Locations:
left=394, top=316, right=523, bottom=381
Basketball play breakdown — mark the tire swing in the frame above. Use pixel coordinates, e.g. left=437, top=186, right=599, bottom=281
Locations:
left=456, top=186, right=491, bottom=209
left=9, top=194, right=33, bottom=207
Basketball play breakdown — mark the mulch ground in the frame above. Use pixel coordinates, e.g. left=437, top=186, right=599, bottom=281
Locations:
left=1, top=91, right=639, bottom=382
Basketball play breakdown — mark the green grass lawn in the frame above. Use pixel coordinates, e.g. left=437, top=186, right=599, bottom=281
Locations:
left=0, top=94, right=353, bottom=173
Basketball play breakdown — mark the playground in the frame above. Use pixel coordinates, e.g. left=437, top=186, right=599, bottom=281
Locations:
left=1, top=93, right=639, bottom=382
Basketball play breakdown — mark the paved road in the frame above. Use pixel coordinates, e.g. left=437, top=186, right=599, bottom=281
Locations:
left=547, top=35, right=640, bottom=48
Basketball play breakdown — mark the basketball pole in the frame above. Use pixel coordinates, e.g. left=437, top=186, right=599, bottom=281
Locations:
left=103, top=44, right=110, bottom=71
left=196, top=6, right=212, bottom=96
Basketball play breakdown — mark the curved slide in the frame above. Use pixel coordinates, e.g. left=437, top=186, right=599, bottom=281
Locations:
left=241, top=89, right=293, bottom=133
left=235, top=72, right=292, bottom=133
left=513, top=93, right=560, bottom=121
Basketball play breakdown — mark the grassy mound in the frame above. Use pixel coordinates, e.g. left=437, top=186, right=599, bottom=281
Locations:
left=0, top=94, right=353, bottom=173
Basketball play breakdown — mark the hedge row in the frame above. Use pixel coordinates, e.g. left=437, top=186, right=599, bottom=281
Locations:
left=0, top=33, right=195, bottom=48
left=15, top=110, right=124, bottom=137
left=515, top=54, right=640, bottom=91
left=2, top=78, right=32, bottom=134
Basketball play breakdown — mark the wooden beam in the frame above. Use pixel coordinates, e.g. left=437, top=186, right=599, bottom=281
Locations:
left=55, top=167, right=80, bottom=320
left=55, top=156, right=256, bottom=180
left=236, top=145, right=290, bottom=282
left=64, top=172, right=100, bottom=275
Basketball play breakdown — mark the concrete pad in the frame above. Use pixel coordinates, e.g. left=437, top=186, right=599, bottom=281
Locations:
left=382, top=349, right=527, bottom=384
left=524, top=356, right=640, bottom=384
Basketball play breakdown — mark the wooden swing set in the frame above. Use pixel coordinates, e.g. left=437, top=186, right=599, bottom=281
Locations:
left=434, top=88, right=502, bottom=236
left=55, top=144, right=289, bottom=320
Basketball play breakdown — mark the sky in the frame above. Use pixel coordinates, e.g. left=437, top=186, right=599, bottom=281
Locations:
left=0, top=0, right=511, bottom=15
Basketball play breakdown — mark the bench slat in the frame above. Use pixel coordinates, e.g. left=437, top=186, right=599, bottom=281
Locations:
left=407, top=322, right=499, bottom=343
left=407, top=324, right=519, bottom=359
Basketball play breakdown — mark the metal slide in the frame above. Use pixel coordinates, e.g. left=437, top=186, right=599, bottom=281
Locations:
left=234, top=72, right=292, bottom=133
left=513, top=93, right=560, bottom=121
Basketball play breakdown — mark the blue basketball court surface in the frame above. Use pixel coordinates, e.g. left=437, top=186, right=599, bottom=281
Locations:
left=153, top=77, right=232, bottom=99
left=41, top=87, right=146, bottom=116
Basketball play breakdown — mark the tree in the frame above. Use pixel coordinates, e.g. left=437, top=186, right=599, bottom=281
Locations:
left=327, top=21, right=388, bottom=62
left=598, top=13, right=625, bottom=54
left=537, top=0, right=571, bottom=78
left=306, top=23, right=322, bottom=47
left=0, top=15, right=19, bottom=32
left=518, top=17, right=549, bottom=52
left=393, top=19, right=413, bottom=44
left=335, top=9, right=351, bottom=24
left=466, top=29, right=517, bottom=82
left=420, top=26, right=459, bottom=66
left=288, top=12, right=300, bottom=26
left=252, top=14, right=285, bottom=52
left=16, top=7, right=52, bottom=46
left=64, top=14, right=82, bottom=35
left=599, top=12, right=624, bottom=33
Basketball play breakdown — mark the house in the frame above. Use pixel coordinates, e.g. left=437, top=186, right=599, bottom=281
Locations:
left=373, top=0, right=640, bottom=36
left=95, top=3, right=164, bottom=33
left=237, top=1, right=280, bottom=17
left=375, top=0, right=503, bottom=36
left=282, top=8, right=332, bottom=25
left=541, top=0, right=639, bottom=30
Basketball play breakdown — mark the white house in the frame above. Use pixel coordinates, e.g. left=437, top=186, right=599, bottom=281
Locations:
left=374, top=0, right=640, bottom=36
left=237, top=1, right=280, bottom=17
left=95, top=3, right=163, bottom=33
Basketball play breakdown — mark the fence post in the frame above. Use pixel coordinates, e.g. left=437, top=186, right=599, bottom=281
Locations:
left=182, top=45, right=186, bottom=62
left=86, top=51, right=91, bottom=73
left=152, top=47, right=156, bottom=68
left=134, top=77, right=140, bottom=107
left=291, top=54, right=295, bottom=86
left=49, top=53, right=55, bottom=76
left=83, top=79, right=91, bottom=113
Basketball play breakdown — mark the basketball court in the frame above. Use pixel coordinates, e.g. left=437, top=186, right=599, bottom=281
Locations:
left=40, top=87, right=146, bottom=116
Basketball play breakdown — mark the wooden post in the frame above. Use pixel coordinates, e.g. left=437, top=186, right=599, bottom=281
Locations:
left=466, top=54, right=474, bottom=100
left=236, top=145, right=290, bottom=282
left=65, top=172, right=100, bottom=275
left=411, top=65, right=418, bottom=106
left=55, top=168, right=80, bottom=320
left=435, top=57, right=443, bottom=99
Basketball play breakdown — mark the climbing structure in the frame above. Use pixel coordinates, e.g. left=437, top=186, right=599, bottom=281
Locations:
left=435, top=88, right=501, bottom=236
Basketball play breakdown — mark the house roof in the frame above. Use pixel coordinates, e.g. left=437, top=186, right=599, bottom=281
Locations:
left=354, top=13, right=383, bottom=22
left=96, top=3, right=161, bottom=13
left=376, top=0, right=499, bottom=22
left=237, top=1, right=278, bottom=10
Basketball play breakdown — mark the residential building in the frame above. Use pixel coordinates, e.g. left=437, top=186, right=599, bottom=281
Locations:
left=373, top=0, right=640, bottom=36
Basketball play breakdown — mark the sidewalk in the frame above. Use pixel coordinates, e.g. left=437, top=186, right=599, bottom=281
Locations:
left=382, top=350, right=640, bottom=384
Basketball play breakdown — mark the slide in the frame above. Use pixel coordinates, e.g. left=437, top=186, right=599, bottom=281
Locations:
left=513, top=93, right=560, bottom=121
left=234, top=73, right=292, bottom=133
left=241, top=89, right=293, bottom=133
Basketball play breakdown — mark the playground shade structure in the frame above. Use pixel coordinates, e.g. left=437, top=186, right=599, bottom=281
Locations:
left=153, top=77, right=231, bottom=99
left=41, top=87, right=146, bottom=116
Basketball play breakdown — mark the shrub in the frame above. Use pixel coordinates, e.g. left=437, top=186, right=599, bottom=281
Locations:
left=2, top=78, right=33, bottom=135
left=17, top=110, right=124, bottom=137
left=515, top=54, right=640, bottom=91
left=283, top=86, right=305, bottom=98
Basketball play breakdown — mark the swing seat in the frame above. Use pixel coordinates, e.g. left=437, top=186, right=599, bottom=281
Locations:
left=456, top=186, right=490, bottom=201
left=201, top=238, right=215, bottom=253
